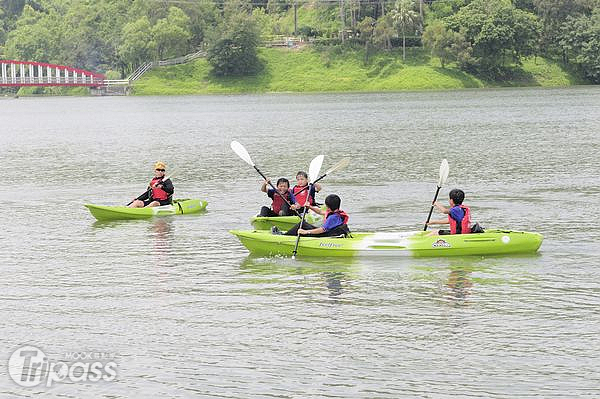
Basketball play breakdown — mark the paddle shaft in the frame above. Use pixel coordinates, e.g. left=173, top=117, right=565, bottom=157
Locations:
left=423, top=185, right=442, bottom=231
left=292, top=184, right=313, bottom=258
left=254, top=165, right=300, bottom=217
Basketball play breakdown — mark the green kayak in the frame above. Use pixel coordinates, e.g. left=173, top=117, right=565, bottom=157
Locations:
left=230, top=229, right=543, bottom=257
left=85, top=199, right=207, bottom=221
left=250, top=212, right=323, bottom=230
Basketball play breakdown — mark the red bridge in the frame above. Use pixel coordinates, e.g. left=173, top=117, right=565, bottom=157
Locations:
left=0, top=60, right=105, bottom=87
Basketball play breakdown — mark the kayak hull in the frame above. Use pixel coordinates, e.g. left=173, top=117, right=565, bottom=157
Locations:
left=85, top=199, right=207, bottom=221
left=250, top=213, right=322, bottom=230
left=230, top=229, right=543, bottom=258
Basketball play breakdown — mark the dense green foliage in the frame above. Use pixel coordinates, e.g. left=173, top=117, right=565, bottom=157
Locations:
left=207, top=2, right=262, bottom=76
left=0, top=0, right=599, bottom=82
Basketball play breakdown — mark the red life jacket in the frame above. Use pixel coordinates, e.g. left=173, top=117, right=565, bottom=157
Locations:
left=271, top=189, right=293, bottom=214
left=325, top=209, right=349, bottom=225
left=150, top=177, right=169, bottom=201
left=448, top=205, right=471, bottom=234
left=293, top=185, right=314, bottom=207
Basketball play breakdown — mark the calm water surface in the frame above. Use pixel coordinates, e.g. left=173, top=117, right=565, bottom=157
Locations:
left=1, top=87, right=600, bottom=398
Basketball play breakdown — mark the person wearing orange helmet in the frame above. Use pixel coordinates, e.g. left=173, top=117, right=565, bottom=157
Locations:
left=129, top=162, right=174, bottom=208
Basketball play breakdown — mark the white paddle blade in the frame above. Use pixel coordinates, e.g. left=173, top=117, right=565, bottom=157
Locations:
left=325, top=158, right=350, bottom=175
left=309, top=155, right=324, bottom=183
left=230, top=141, right=254, bottom=166
left=438, top=159, right=449, bottom=186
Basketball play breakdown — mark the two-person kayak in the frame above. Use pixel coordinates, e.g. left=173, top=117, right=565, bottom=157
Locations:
left=230, top=229, right=543, bottom=258
left=85, top=199, right=207, bottom=221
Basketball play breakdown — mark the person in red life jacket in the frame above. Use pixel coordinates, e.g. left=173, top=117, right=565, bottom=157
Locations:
left=259, top=177, right=297, bottom=217
left=427, top=188, right=472, bottom=235
left=275, top=194, right=351, bottom=237
left=129, top=162, right=174, bottom=208
left=290, top=171, right=322, bottom=214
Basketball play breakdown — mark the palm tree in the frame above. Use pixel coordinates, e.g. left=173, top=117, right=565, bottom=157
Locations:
left=390, top=0, right=419, bottom=61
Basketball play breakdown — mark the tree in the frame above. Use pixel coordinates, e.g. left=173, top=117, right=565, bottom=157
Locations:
left=357, top=16, right=375, bottom=61
left=423, top=21, right=473, bottom=68
left=390, top=0, right=419, bottom=60
left=445, top=0, right=540, bottom=73
left=533, top=0, right=595, bottom=55
left=559, top=10, right=600, bottom=82
left=373, top=14, right=395, bottom=50
left=151, top=7, right=192, bottom=60
left=118, top=17, right=154, bottom=73
left=207, top=12, right=262, bottom=76
left=3, top=5, right=61, bottom=63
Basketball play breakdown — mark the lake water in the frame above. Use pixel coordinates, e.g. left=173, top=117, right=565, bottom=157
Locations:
left=1, top=87, right=599, bottom=398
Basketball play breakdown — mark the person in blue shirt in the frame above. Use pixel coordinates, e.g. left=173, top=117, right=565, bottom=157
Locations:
left=275, top=194, right=350, bottom=237
left=427, top=188, right=472, bottom=235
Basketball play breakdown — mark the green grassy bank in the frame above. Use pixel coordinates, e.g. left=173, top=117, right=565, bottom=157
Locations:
left=133, top=47, right=586, bottom=95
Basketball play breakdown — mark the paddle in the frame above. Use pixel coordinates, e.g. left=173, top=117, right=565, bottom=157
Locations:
left=423, top=159, right=449, bottom=231
left=127, top=171, right=176, bottom=206
left=230, top=140, right=300, bottom=216
left=292, top=158, right=350, bottom=197
left=292, top=154, right=324, bottom=259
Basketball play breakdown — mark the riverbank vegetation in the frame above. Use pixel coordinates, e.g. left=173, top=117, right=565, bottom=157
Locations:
left=133, top=47, right=583, bottom=95
left=1, top=0, right=599, bottom=94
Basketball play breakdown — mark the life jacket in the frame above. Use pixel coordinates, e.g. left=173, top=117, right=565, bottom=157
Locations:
left=271, top=189, right=293, bottom=214
left=324, top=209, right=351, bottom=237
left=150, top=177, right=169, bottom=201
left=293, top=185, right=314, bottom=207
left=325, top=209, right=349, bottom=226
left=449, top=205, right=471, bottom=234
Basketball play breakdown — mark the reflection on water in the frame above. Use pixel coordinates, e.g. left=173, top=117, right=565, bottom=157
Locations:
left=446, top=268, right=473, bottom=302
left=150, top=219, right=174, bottom=267
left=239, top=256, right=358, bottom=300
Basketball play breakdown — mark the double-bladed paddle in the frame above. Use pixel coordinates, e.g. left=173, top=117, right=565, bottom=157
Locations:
left=423, top=159, right=449, bottom=231
left=292, top=154, right=324, bottom=259
left=230, top=140, right=300, bottom=216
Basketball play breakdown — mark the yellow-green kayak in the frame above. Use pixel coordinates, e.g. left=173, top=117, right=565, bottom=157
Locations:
left=85, top=199, right=207, bottom=221
left=230, top=229, right=543, bottom=257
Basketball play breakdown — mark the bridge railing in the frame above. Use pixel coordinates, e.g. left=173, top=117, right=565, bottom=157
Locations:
left=0, top=60, right=105, bottom=87
left=125, top=49, right=207, bottom=83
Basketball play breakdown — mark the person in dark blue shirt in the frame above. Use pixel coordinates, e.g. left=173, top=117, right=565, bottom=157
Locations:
left=427, top=188, right=472, bottom=235
left=278, top=194, right=350, bottom=237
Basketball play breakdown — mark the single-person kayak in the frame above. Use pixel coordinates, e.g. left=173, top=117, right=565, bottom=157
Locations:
left=250, top=212, right=323, bottom=230
left=230, top=229, right=543, bottom=257
left=85, top=199, right=207, bottom=221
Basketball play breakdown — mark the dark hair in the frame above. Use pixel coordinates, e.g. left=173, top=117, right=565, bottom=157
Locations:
left=296, top=171, right=308, bottom=179
left=449, top=189, right=465, bottom=205
left=325, top=194, right=341, bottom=211
left=276, top=178, right=290, bottom=188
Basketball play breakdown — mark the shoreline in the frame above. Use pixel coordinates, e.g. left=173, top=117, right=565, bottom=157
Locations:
left=9, top=47, right=592, bottom=97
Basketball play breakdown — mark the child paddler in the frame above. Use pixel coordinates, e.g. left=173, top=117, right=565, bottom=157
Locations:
left=129, top=162, right=174, bottom=208
left=427, top=189, right=472, bottom=235
left=259, top=178, right=297, bottom=217
left=275, top=194, right=350, bottom=238
left=290, top=171, right=322, bottom=214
